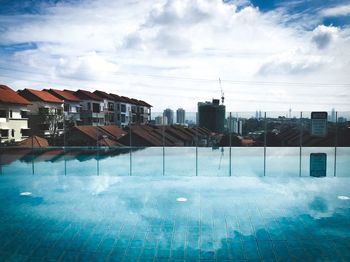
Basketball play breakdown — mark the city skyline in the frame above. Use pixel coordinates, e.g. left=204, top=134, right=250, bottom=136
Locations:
left=0, top=0, right=349, bottom=112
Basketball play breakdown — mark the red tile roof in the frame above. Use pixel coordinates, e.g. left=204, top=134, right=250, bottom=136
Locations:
left=93, top=90, right=115, bottom=100
left=18, top=136, right=49, bottom=147
left=98, top=125, right=126, bottom=139
left=0, top=85, right=31, bottom=105
left=99, top=137, right=124, bottom=147
left=75, top=89, right=102, bottom=101
left=45, top=89, right=81, bottom=102
left=18, top=89, right=63, bottom=103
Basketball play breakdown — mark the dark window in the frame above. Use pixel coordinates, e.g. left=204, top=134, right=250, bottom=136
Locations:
left=39, top=123, right=50, bottom=130
left=0, top=110, right=7, bottom=118
left=93, top=118, right=100, bottom=123
left=87, top=102, right=91, bottom=110
left=0, top=129, right=9, bottom=137
left=9, top=110, right=13, bottom=118
left=140, top=116, right=144, bottom=123
left=57, top=108, right=63, bottom=115
left=39, top=108, right=49, bottom=115
left=109, top=113, right=114, bottom=122
left=121, top=104, right=126, bottom=113
left=92, top=103, right=100, bottom=113
left=117, top=114, right=120, bottom=121
left=20, top=111, right=28, bottom=118
left=121, top=114, right=126, bottom=122
left=140, top=107, right=144, bottom=114
left=64, top=104, right=70, bottom=112
left=21, top=129, right=30, bottom=137
left=11, top=129, right=14, bottom=137
left=108, top=102, right=114, bottom=111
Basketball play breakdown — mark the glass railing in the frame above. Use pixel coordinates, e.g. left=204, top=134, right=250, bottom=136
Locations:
left=0, top=146, right=349, bottom=177
left=1, top=111, right=349, bottom=176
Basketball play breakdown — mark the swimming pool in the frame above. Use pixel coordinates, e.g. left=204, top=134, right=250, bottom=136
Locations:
left=0, top=147, right=349, bottom=261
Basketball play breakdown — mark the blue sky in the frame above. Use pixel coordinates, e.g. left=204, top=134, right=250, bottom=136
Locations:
left=0, top=0, right=349, bottom=111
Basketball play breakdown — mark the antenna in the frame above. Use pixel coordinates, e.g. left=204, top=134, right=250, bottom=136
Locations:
left=219, top=78, right=224, bottom=104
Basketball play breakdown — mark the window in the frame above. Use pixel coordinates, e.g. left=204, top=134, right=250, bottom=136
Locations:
left=39, top=123, right=50, bottom=130
left=9, top=110, right=13, bottom=118
left=0, top=110, right=6, bottom=118
left=21, top=129, right=30, bottom=137
left=108, top=102, right=114, bottom=111
left=92, top=103, right=100, bottom=113
left=39, top=108, right=49, bottom=115
left=11, top=129, right=14, bottom=137
left=140, top=107, right=144, bottom=114
left=57, top=108, right=63, bottom=115
left=87, top=102, right=91, bottom=110
left=20, top=111, right=28, bottom=118
left=109, top=113, right=114, bottom=122
left=121, top=104, right=126, bottom=113
left=0, top=129, right=9, bottom=137
left=117, top=114, right=120, bottom=121
left=121, top=114, right=126, bottom=122
left=64, top=104, right=70, bottom=112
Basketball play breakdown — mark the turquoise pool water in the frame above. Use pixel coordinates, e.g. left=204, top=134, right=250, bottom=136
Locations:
left=0, top=147, right=350, bottom=261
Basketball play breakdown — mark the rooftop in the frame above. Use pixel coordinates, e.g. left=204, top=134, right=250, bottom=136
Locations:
left=0, top=85, right=31, bottom=105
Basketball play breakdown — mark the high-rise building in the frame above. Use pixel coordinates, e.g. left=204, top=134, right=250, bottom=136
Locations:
left=198, top=99, right=225, bottom=133
left=155, top=115, right=167, bottom=125
left=227, top=116, right=243, bottom=135
left=331, top=108, right=336, bottom=123
left=176, top=108, right=185, bottom=124
left=163, top=108, right=174, bottom=125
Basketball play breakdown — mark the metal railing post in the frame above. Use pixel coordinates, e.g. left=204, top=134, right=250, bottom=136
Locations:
left=263, top=112, right=267, bottom=177
left=299, top=112, right=303, bottom=177
left=229, top=112, right=232, bottom=177
left=334, top=111, right=338, bottom=177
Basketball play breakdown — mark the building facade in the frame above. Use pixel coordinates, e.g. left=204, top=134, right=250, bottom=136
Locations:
left=74, top=90, right=105, bottom=126
left=45, top=89, right=82, bottom=126
left=198, top=99, right=225, bottom=133
left=0, top=85, right=31, bottom=143
left=17, top=89, right=64, bottom=138
left=163, top=108, right=174, bottom=125
left=176, top=108, right=185, bottom=124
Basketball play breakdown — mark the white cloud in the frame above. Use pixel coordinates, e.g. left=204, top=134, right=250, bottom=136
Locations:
left=320, top=4, right=350, bottom=17
left=311, top=25, right=339, bottom=49
left=0, top=0, right=349, bottom=111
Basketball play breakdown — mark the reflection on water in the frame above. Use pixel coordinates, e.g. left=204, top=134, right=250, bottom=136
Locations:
left=0, top=176, right=349, bottom=261
left=1, top=147, right=349, bottom=177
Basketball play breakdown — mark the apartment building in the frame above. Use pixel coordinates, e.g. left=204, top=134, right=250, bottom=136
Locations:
left=0, top=85, right=31, bottom=144
left=93, top=90, right=116, bottom=125
left=74, top=90, right=105, bottom=126
left=45, top=89, right=82, bottom=126
left=17, top=89, right=64, bottom=138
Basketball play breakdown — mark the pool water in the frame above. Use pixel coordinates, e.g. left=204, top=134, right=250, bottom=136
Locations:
left=0, top=147, right=350, bottom=261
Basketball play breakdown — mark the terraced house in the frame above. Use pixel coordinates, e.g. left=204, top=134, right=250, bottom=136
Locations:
left=17, top=89, right=64, bottom=139
left=0, top=85, right=31, bottom=144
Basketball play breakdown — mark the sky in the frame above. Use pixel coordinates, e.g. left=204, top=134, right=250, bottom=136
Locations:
left=0, top=0, right=350, bottom=112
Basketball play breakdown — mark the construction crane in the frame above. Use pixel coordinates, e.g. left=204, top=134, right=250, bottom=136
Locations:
left=219, top=78, right=224, bottom=104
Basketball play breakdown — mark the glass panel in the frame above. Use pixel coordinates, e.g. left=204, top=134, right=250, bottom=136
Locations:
left=99, top=147, right=131, bottom=176
left=335, top=147, right=350, bottom=177
left=65, top=148, right=98, bottom=176
left=198, top=147, right=229, bottom=176
left=231, top=147, right=264, bottom=176
left=266, top=147, right=300, bottom=177
left=31, top=148, right=65, bottom=176
left=336, top=111, right=350, bottom=147
left=301, top=111, right=335, bottom=147
left=266, top=111, right=301, bottom=146
left=132, top=147, right=163, bottom=176
left=300, top=147, right=335, bottom=177
left=0, top=148, right=33, bottom=176
left=165, top=147, right=196, bottom=176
